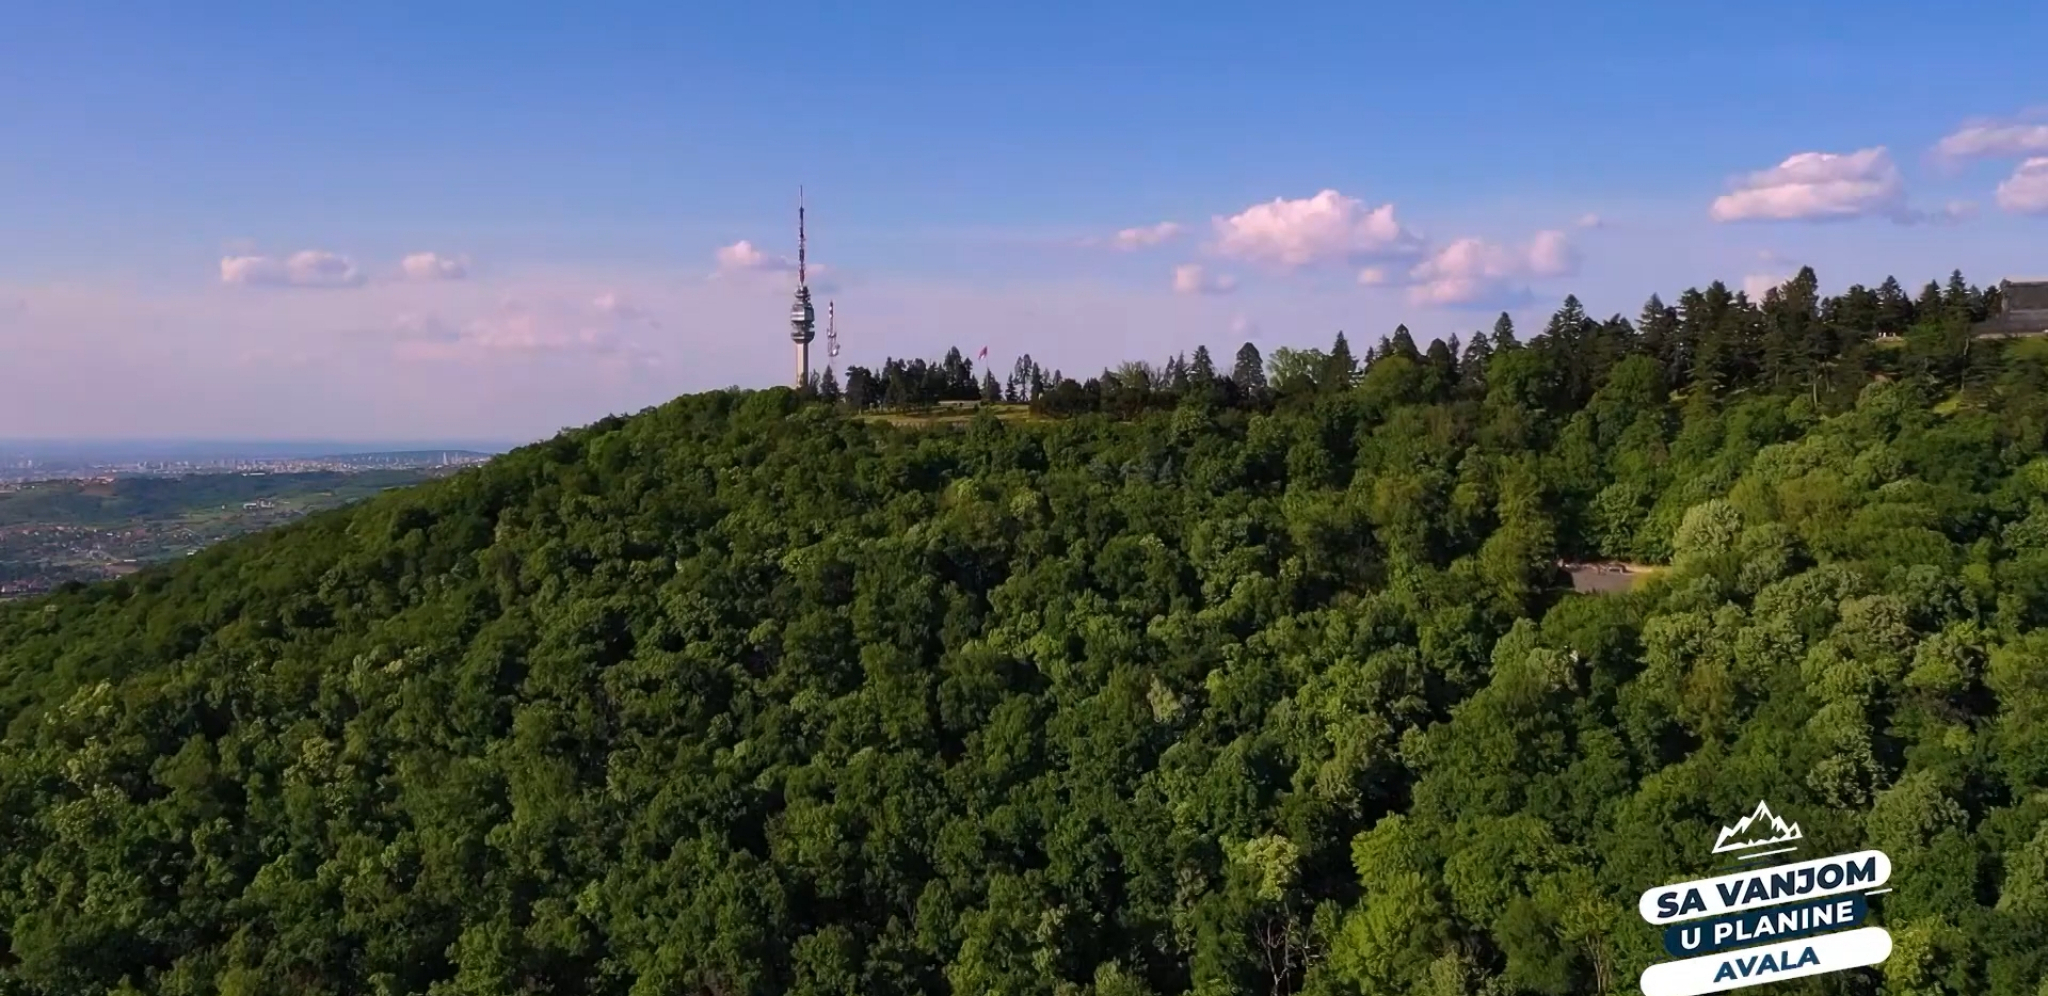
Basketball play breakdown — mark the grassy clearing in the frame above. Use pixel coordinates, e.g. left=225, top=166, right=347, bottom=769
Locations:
left=856, top=403, right=1042, bottom=428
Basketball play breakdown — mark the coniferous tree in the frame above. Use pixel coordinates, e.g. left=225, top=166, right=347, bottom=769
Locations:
left=1875, top=275, right=1914, bottom=336
left=1325, top=332, right=1357, bottom=392
left=1639, top=294, right=1679, bottom=373
left=1916, top=280, right=1946, bottom=320
left=1492, top=312, right=1519, bottom=350
left=1424, top=338, right=1458, bottom=401
left=1541, top=296, right=1598, bottom=408
left=1759, top=267, right=1821, bottom=393
left=1944, top=269, right=1973, bottom=316
left=1832, top=283, right=1879, bottom=336
left=1458, top=330, right=1493, bottom=399
left=1983, top=281, right=2006, bottom=319
left=1232, top=342, right=1267, bottom=404
left=1388, top=325, right=1421, bottom=364
left=843, top=365, right=875, bottom=409
left=1011, top=354, right=1039, bottom=402
left=1693, top=281, right=1747, bottom=394
left=1165, top=353, right=1190, bottom=394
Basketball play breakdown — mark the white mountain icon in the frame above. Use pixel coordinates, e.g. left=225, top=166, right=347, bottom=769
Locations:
left=1713, top=801, right=1803, bottom=853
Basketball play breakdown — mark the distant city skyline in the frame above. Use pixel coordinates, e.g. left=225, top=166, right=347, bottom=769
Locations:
left=5, top=2, right=2046, bottom=439
left=0, top=439, right=520, bottom=457
left=0, top=445, right=501, bottom=486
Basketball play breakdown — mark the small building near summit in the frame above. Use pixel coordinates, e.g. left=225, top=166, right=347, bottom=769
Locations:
left=1975, top=279, right=2048, bottom=338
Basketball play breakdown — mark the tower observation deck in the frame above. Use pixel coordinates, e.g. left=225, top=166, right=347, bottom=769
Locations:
left=789, top=189, right=817, bottom=388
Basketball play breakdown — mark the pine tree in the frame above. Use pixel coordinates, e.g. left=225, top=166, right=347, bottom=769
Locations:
left=1493, top=312, right=1519, bottom=350
left=1424, top=338, right=1458, bottom=400
left=1190, top=345, right=1217, bottom=385
left=1875, top=276, right=1913, bottom=336
left=1944, top=269, right=1972, bottom=314
left=1759, top=267, right=1821, bottom=393
left=980, top=370, right=1001, bottom=403
left=1916, top=280, right=1946, bottom=320
left=819, top=365, right=842, bottom=403
left=1005, top=354, right=1030, bottom=401
left=1458, top=331, right=1493, bottom=399
left=1232, top=342, right=1267, bottom=402
left=1325, top=332, right=1357, bottom=391
left=1639, top=294, right=1679, bottom=371
left=1831, top=284, right=1879, bottom=335
left=1388, top=324, right=1421, bottom=363
left=843, top=366, right=875, bottom=409
left=1675, top=288, right=1714, bottom=393
left=1540, top=296, right=1597, bottom=408
left=1165, top=353, right=1190, bottom=393
left=942, top=347, right=975, bottom=399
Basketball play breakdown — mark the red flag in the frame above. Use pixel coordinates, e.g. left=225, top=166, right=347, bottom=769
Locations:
left=977, top=346, right=989, bottom=360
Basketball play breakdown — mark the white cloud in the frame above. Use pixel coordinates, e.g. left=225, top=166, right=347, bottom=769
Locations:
left=220, top=250, right=366, bottom=288
left=1740, top=250, right=1813, bottom=299
left=1575, top=213, right=1604, bottom=229
left=1743, top=273, right=1789, bottom=299
left=1935, top=111, right=2048, bottom=163
left=1526, top=230, right=1579, bottom=277
left=592, top=291, right=638, bottom=317
left=714, top=239, right=791, bottom=274
left=1997, top=158, right=2048, bottom=214
left=593, top=291, right=661, bottom=327
left=711, top=240, right=838, bottom=292
left=1211, top=189, right=1424, bottom=268
left=1230, top=314, right=1258, bottom=337
left=401, top=252, right=470, bottom=280
left=390, top=301, right=659, bottom=367
left=391, top=312, right=463, bottom=343
left=1172, top=263, right=1237, bottom=296
left=1357, top=267, right=1390, bottom=286
left=1109, top=222, right=1184, bottom=250
left=1709, top=147, right=1911, bottom=223
left=1403, top=230, right=1581, bottom=308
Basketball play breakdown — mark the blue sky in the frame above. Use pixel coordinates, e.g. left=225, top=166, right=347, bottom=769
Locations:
left=4, top=1, right=2046, bottom=440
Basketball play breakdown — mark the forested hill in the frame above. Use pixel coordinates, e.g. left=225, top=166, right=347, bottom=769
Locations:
left=4, top=270, right=2048, bottom=996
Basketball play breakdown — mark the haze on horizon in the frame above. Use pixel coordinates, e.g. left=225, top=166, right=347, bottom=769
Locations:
left=4, top=0, right=2045, bottom=442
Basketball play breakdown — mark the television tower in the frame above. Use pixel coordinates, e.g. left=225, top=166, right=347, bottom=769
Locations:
left=789, top=187, right=817, bottom=389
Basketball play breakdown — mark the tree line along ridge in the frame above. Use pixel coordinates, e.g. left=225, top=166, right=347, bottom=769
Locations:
left=0, top=267, right=2045, bottom=995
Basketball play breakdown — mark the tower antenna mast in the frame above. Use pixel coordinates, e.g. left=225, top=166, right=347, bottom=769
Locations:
left=787, top=186, right=818, bottom=389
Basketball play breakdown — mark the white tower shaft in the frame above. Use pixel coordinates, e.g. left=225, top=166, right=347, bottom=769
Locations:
left=788, top=186, right=817, bottom=389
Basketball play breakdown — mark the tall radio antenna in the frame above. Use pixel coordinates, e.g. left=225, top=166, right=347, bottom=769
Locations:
left=828, top=300, right=839, bottom=358
left=788, top=186, right=817, bottom=388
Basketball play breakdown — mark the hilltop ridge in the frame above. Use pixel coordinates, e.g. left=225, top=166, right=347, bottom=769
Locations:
left=4, top=276, right=2048, bottom=995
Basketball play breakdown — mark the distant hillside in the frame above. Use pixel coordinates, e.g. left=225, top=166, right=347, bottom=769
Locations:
left=0, top=469, right=447, bottom=528
left=0, top=469, right=459, bottom=597
left=2, top=273, right=2047, bottom=995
